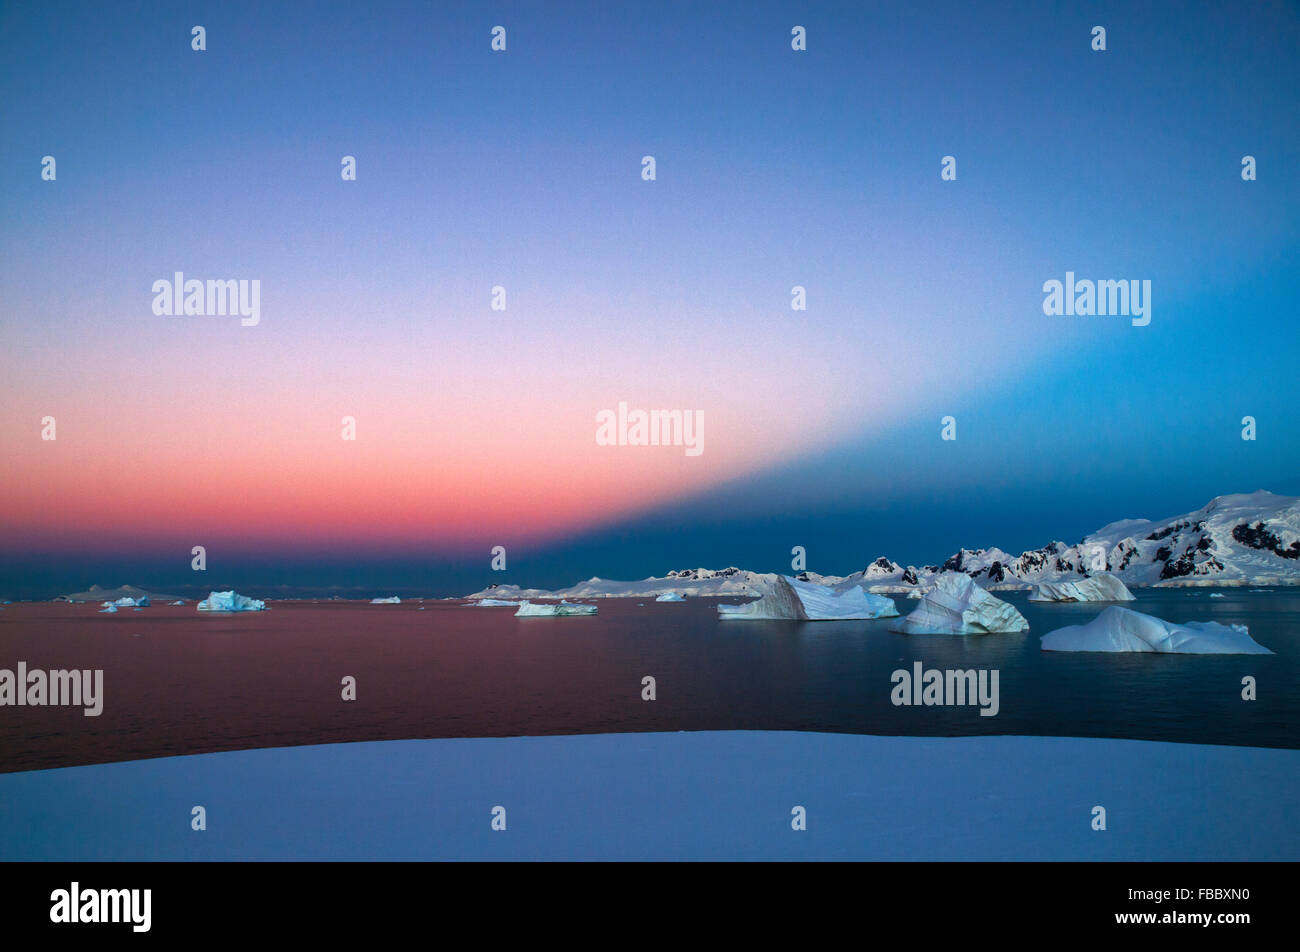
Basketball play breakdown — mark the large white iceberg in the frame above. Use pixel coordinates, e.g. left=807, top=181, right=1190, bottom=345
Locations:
left=1041, top=605, right=1272, bottom=654
left=892, top=572, right=1029, bottom=635
left=787, top=576, right=899, bottom=619
left=197, top=590, right=267, bottom=612
left=1029, top=572, right=1135, bottom=603
left=474, top=598, right=521, bottom=607
left=718, top=576, right=899, bottom=620
left=718, top=576, right=807, bottom=620
left=105, top=595, right=149, bottom=608
left=654, top=592, right=686, bottom=602
left=514, top=600, right=598, bottom=617
left=370, top=596, right=401, bottom=604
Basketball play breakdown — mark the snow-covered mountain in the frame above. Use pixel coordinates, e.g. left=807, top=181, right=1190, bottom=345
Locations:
left=466, top=491, right=1300, bottom=599
left=468, top=567, right=780, bottom=601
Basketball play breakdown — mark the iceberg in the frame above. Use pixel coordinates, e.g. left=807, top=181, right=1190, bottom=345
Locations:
left=370, top=596, right=401, bottom=604
left=654, top=592, right=686, bottom=602
left=98, top=604, right=118, bottom=613
left=474, top=598, right=521, bottom=607
left=106, top=595, right=149, bottom=607
left=170, top=600, right=186, bottom=605
left=197, top=591, right=267, bottom=612
left=1029, top=573, right=1135, bottom=603
left=62, top=584, right=181, bottom=603
left=718, top=576, right=899, bottom=620
left=892, top=572, right=1029, bottom=635
left=1041, top=605, right=1272, bottom=654
left=514, top=600, right=598, bottom=617
left=717, top=576, right=806, bottom=620
left=787, top=576, right=899, bottom=619
left=1209, top=593, right=1225, bottom=598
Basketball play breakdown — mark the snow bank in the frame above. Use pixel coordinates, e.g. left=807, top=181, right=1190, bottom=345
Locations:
left=197, top=591, right=267, bottom=612
left=1029, top=572, right=1135, bottom=603
left=1041, top=605, right=1272, bottom=654
left=654, top=592, right=686, bottom=602
left=514, top=600, right=598, bottom=617
left=893, top=572, right=1029, bottom=635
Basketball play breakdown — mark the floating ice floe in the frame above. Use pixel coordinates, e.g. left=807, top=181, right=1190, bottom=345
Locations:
left=98, top=604, right=118, bottom=613
left=197, top=591, right=267, bottom=612
left=514, top=600, right=598, bottom=617
left=1041, top=605, right=1271, bottom=654
left=474, top=598, right=521, bottom=607
left=170, top=600, right=186, bottom=605
left=892, top=572, right=1029, bottom=635
left=717, top=576, right=899, bottom=620
left=1029, top=573, right=1135, bottom=603
left=655, top=592, right=686, bottom=602
left=1209, top=592, right=1225, bottom=598
left=370, top=596, right=401, bottom=604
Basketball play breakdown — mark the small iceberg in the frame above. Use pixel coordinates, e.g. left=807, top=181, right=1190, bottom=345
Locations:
left=892, top=572, right=1028, bottom=635
left=1209, top=592, right=1225, bottom=598
left=1041, top=605, right=1271, bottom=654
left=98, top=604, right=118, bottom=613
left=474, top=598, right=521, bottom=607
left=370, top=596, right=401, bottom=604
left=655, top=592, right=687, bottom=602
left=514, top=600, right=598, bottom=617
left=197, top=591, right=267, bottom=612
left=170, top=600, right=186, bottom=605
left=718, top=576, right=898, bottom=620
left=105, top=595, right=149, bottom=608
left=1029, top=573, right=1134, bottom=603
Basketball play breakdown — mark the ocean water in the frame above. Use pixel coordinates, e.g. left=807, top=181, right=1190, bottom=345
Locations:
left=0, top=589, right=1296, bottom=772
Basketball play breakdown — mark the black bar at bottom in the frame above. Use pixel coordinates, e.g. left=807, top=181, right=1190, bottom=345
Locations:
left=4, top=862, right=1283, bottom=938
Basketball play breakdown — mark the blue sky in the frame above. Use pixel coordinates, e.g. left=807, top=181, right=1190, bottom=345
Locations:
left=1, top=0, right=1296, bottom=596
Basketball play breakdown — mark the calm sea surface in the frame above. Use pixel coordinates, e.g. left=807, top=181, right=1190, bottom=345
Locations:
left=1, top=589, right=1296, bottom=771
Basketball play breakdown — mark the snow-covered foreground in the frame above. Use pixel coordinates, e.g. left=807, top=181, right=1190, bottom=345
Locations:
left=0, top=732, right=1294, bottom=860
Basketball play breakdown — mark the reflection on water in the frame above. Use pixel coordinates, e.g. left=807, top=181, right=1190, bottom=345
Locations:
left=0, top=589, right=1295, bottom=771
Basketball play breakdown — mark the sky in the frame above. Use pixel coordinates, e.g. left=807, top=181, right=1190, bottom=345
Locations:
left=1, top=0, right=1297, bottom=597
